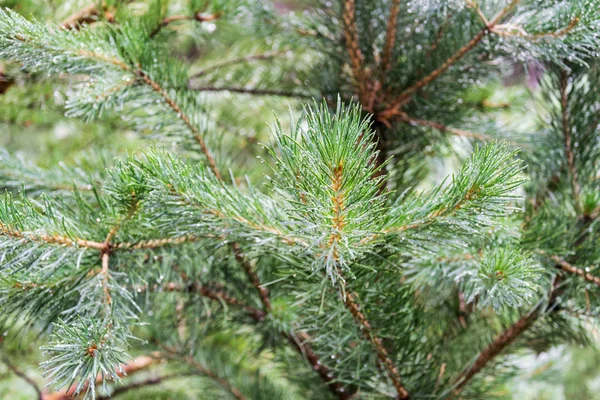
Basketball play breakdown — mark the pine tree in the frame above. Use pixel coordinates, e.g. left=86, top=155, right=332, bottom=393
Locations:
left=0, top=1, right=600, bottom=399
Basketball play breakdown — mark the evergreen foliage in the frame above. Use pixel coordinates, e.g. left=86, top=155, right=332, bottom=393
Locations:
left=0, top=0, right=599, bottom=399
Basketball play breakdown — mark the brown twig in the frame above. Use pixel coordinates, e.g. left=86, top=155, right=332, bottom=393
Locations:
left=43, top=356, right=156, bottom=400
left=163, top=282, right=266, bottom=321
left=60, top=3, right=101, bottom=29
left=552, top=256, right=600, bottom=287
left=560, top=70, right=582, bottom=212
left=379, top=1, right=518, bottom=122
left=96, top=373, right=193, bottom=400
left=341, top=287, right=409, bottom=399
left=190, top=51, right=287, bottom=78
left=138, top=72, right=221, bottom=179
left=343, top=0, right=367, bottom=103
left=149, top=12, right=220, bottom=38
left=189, top=85, right=312, bottom=99
left=328, top=162, right=408, bottom=398
left=175, top=354, right=246, bottom=400
left=1, top=355, right=43, bottom=400
left=381, top=0, right=401, bottom=74
left=397, top=115, right=493, bottom=141
left=449, top=280, right=558, bottom=398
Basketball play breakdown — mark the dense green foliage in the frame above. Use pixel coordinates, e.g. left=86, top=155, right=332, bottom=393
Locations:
left=0, top=1, right=600, bottom=399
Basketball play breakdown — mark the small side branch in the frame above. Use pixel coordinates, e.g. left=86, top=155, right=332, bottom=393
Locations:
left=138, top=72, right=221, bottom=179
left=189, top=85, right=312, bottom=99
left=341, top=288, right=410, bottom=399
left=553, top=256, right=600, bottom=287
left=342, top=0, right=366, bottom=102
left=190, top=51, right=287, bottom=78
left=179, top=355, right=246, bottom=400
left=381, top=0, right=401, bottom=74
left=380, top=1, right=518, bottom=120
left=560, top=71, right=582, bottom=211
left=450, top=280, right=557, bottom=398
left=397, top=115, right=493, bottom=141
left=149, top=12, right=220, bottom=38
left=0, top=355, right=43, bottom=400
left=60, top=3, right=101, bottom=28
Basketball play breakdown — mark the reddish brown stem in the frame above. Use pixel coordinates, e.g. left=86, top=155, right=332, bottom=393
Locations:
left=381, top=0, right=401, bottom=74
left=560, top=70, right=582, bottom=212
left=379, top=1, right=518, bottom=121
left=553, top=256, right=600, bottom=287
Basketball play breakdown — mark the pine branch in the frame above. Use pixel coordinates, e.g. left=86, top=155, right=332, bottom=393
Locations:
left=379, top=1, right=518, bottom=121
left=189, top=85, right=312, bottom=99
left=381, top=0, right=401, bottom=74
left=560, top=70, right=582, bottom=212
left=0, top=355, right=43, bottom=400
left=552, top=256, right=600, bottom=287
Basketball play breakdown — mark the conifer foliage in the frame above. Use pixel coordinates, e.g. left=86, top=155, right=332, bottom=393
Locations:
left=0, top=0, right=600, bottom=399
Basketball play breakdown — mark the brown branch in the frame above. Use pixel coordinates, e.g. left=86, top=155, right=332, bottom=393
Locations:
left=138, top=71, right=221, bottom=179
left=189, top=85, right=312, bottom=99
left=552, top=256, right=600, bottom=287
left=190, top=51, right=287, bottom=79
left=174, top=354, right=246, bottom=400
left=381, top=0, right=401, bottom=74
left=492, top=17, right=580, bottom=39
left=0, top=222, right=107, bottom=250
left=397, top=115, right=493, bottom=141
left=560, top=70, right=582, bottom=212
left=163, top=282, right=266, bottom=321
left=450, top=279, right=559, bottom=398
left=379, top=1, right=518, bottom=121
left=0, top=67, right=14, bottom=94
left=230, top=242, right=272, bottom=312
left=1, top=355, right=43, bottom=400
left=149, top=12, right=221, bottom=38
left=60, top=3, right=101, bottom=29
left=96, top=373, right=193, bottom=400
left=343, top=0, right=367, bottom=103
left=328, top=162, right=408, bottom=398
left=43, top=356, right=156, bottom=400
left=341, top=287, right=409, bottom=399
left=449, top=307, right=539, bottom=397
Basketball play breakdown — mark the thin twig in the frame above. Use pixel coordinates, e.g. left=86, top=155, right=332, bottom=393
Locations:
left=138, top=71, right=221, bottom=179
left=190, top=51, right=287, bottom=79
left=149, top=12, right=220, bottom=38
left=552, top=256, right=600, bottom=287
left=560, top=70, right=582, bottom=212
left=381, top=0, right=401, bottom=74
left=343, top=0, right=367, bottom=103
left=60, top=3, right=101, bottom=29
left=43, top=356, right=156, bottom=400
left=397, top=115, right=493, bottom=141
left=449, top=281, right=558, bottom=398
left=189, top=85, right=312, bottom=99
left=342, top=287, right=410, bottom=399
left=96, top=373, right=193, bottom=400
left=0, top=355, right=43, bottom=400
left=379, top=1, right=518, bottom=121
